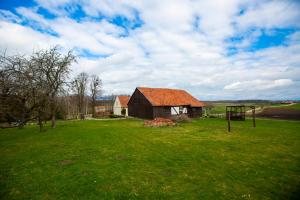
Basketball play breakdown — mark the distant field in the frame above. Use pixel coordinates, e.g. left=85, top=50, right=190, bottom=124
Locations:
left=209, top=103, right=228, bottom=114
left=287, top=103, right=300, bottom=110
left=210, top=103, right=300, bottom=114
left=255, top=103, right=300, bottom=120
left=209, top=103, right=267, bottom=114
left=279, top=103, right=300, bottom=110
left=1, top=118, right=300, bottom=199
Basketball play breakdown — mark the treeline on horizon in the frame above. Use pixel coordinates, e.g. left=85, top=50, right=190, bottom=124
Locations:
left=204, top=100, right=299, bottom=104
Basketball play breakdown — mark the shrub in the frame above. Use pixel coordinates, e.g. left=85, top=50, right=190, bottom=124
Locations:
left=121, top=108, right=126, bottom=116
left=171, top=114, right=191, bottom=122
left=109, top=114, right=124, bottom=118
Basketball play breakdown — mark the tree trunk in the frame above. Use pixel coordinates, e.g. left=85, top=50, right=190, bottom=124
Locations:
left=51, top=113, right=56, bottom=128
left=92, top=100, right=95, bottom=118
left=38, top=111, right=44, bottom=132
left=19, top=98, right=26, bottom=129
left=50, top=95, right=56, bottom=128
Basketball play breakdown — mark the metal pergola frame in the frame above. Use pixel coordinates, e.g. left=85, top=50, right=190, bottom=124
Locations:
left=226, top=105, right=246, bottom=121
left=225, top=105, right=256, bottom=132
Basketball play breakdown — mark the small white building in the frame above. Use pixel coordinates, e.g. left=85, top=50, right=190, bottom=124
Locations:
left=113, top=95, right=130, bottom=116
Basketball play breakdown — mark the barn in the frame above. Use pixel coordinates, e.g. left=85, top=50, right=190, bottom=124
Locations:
left=113, top=95, right=130, bottom=116
left=128, top=87, right=204, bottom=119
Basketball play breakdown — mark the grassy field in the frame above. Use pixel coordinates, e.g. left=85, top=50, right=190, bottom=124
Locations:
left=1, top=118, right=300, bottom=199
left=209, top=103, right=228, bottom=114
left=209, top=103, right=261, bottom=114
left=210, top=103, right=300, bottom=114
left=279, top=103, right=300, bottom=110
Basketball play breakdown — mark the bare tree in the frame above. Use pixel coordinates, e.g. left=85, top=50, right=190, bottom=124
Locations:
left=73, top=72, right=89, bottom=120
left=31, top=46, right=76, bottom=128
left=0, top=46, right=75, bottom=131
left=0, top=52, right=48, bottom=130
left=90, top=75, right=101, bottom=117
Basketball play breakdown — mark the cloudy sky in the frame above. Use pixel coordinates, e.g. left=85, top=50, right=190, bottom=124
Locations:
left=0, top=0, right=300, bottom=100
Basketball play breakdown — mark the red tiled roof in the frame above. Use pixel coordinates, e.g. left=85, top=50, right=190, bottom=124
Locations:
left=137, top=87, right=204, bottom=107
left=118, top=95, right=130, bottom=107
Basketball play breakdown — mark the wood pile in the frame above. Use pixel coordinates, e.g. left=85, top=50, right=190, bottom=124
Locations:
left=144, top=118, right=175, bottom=127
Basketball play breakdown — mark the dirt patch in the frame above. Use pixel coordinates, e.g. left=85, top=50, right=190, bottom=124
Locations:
left=161, top=169, right=173, bottom=177
left=59, top=159, right=73, bottom=166
left=81, top=170, right=90, bottom=176
left=115, top=155, right=127, bottom=161
left=256, top=108, right=300, bottom=120
left=144, top=118, right=175, bottom=127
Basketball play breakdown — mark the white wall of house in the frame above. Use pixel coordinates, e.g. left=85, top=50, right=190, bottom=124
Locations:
left=171, top=106, right=187, bottom=115
left=113, top=97, right=128, bottom=116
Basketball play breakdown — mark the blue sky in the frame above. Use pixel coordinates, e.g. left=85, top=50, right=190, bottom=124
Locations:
left=0, top=0, right=300, bottom=100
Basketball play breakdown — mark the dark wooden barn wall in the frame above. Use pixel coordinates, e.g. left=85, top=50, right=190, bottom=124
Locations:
left=128, top=89, right=153, bottom=119
left=188, top=107, right=202, bottom=118
left=153, top=107, right=171, bottom=118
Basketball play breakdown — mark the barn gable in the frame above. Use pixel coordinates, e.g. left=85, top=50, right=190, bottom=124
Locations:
left=128, top=88, right=154, bottom=119
left=118, top=95, right=130, bottom=107
left=113, top=95, right=130, bottom=116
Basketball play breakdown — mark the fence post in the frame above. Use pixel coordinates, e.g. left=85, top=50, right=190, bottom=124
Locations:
left=252, top=106, right=256, bottom=128
left=227, top=111, right=231, bottom=132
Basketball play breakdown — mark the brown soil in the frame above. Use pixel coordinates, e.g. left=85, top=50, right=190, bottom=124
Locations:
left=256, top=108, right=300, bottom=120
left=144, top=118, right=175, bottom=127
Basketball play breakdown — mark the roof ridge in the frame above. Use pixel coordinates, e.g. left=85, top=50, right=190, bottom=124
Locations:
left=137, top=86, right=185, bottom=91
left=117, top=95, right=130, bottom=97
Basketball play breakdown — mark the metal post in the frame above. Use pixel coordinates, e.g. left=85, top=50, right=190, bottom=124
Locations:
left=252, top=106, right=256, bottom=128
left=227, top=111, right=231, bottom=132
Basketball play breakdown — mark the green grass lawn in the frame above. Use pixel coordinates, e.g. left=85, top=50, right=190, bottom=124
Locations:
left=1, top=118, right=300, bottom=199
left=210, top=103, right=228, bottom=114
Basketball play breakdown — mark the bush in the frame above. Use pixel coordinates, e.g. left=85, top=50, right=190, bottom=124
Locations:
left=55, top=111, right=64, bottom=119
left=171, top=114, right=191, bottom=122
left=109, top=114, right=124, bottom=118
left=121, top=108, right=126, bottom=116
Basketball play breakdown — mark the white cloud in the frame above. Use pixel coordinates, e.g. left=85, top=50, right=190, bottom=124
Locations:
left=81, top=0, right=136, bottom=19
left=0, top=9, right=21, bottom=23
left=0, top=21, right=62, bottom=54
left=0, top=0, right=300, bottom=100
left=16, top=7, right=52, bottom=31
left=236, top=1, right=300, bottom=30
left=224, top=79, right=293, bottom=91
left=34, top=0, right=78, bottom=16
